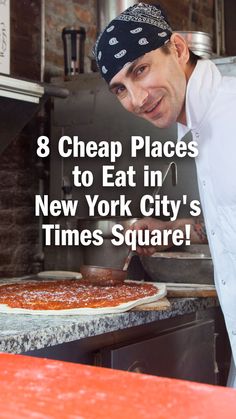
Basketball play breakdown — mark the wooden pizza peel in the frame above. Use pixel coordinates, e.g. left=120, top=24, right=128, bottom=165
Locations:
left=132, top=283, right=217, bottom=311
left=166, top=283, right=217, bottom=298
left=131, top=297, right=171, bottom=311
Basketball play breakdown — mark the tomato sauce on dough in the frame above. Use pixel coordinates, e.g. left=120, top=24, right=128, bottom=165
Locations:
left=0, top=280, right=158, bottom=310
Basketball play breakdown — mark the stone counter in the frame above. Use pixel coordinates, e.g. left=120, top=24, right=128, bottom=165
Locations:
left=0, top=297, right=218, bottom=354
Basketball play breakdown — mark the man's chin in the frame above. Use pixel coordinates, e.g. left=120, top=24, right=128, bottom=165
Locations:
left=136, top=110, right=175, bottom=129
left=145, top=112, right=177, bottom=129
left=147, top=117, right=171, bottom=129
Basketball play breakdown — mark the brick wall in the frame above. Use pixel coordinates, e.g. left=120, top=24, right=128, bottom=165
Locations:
left=0, top=129, right=40, bottom=277
left=143, top=0, right=215, bottom=35
left=11, top=0, right=41, bottom=80
left=0, top=0, right=97, bottom=277
left=0, top=0, right=42, bottom=277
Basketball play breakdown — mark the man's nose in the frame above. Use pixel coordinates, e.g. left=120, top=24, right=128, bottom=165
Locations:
left=129, top=87, right=148, bottom=114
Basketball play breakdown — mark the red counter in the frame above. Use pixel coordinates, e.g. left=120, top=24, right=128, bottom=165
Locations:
left=0, top=353, right=236, bottom=418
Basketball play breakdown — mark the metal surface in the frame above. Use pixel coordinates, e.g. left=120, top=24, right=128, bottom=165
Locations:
left=0, top=74, right=69, bottom=155
left=22, top=308, right=230, bottom=386
left=215, top=0, right=225, bottom=56
left=40, top=0, right=45, bottom=83
left=140, top=245, right=214, bottom=284
left=77, top=217, right=138, bottom=269
left=215, top=0, right=220, bottom=56
left=213, top=56, right=236, bottom=76
left=79, top=216, right=137, bottom=283
left=122, top=249, right=133, bottom=271
left=99, top=319, right=216, bottom=384
left=178, top=31, right=213, bottom=58
left=78, top=217, right=138, bottom=238
left=80, top=265, right=127, bottom=285
left=97, top=0, right=138, bottom=32
left=0, top=74, right=44, bottom=103
left=151, top=161, right=178, bottom=198
left=62, top=27, right=86, bottom=75
left=24, top=314, right=200, bottom=364
left=0, top=78, right=69, bottom=101
left=43, top=84, right=69, bottom=98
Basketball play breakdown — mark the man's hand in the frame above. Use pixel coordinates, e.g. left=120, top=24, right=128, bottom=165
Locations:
left=128, top=217, right=173, bottom=255
left=127, top=217, right=208, bottom=256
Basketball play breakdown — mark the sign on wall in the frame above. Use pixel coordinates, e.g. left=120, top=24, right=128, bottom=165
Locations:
left=0, top=0, right=10, bottom=74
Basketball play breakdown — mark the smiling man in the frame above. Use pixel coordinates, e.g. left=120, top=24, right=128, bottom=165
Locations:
left=108, top=38, right=193, bottom=128
left=94, top=3, right=236, bottom=388
left=94, top=2, right=194, bottom=128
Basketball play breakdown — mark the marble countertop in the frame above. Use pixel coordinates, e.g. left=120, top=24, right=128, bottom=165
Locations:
left=0, top=296, right=218, bottom=354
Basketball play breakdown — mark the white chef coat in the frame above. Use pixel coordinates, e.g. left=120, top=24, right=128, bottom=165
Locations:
left=178, top=59, right=236, bottom=387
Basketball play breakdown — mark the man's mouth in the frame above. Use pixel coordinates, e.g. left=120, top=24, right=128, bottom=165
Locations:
left=144, top=98, right=162, bottom=116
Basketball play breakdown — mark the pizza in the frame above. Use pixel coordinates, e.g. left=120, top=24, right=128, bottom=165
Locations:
left=0, top=279, right=166, bottom=315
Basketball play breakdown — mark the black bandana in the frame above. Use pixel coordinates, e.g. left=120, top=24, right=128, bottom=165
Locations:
left=94, top=3, right=173, bottom=84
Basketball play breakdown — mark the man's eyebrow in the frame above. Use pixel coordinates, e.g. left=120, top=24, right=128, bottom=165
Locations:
left=125, top=56, right=144, bottom=76
left=109, top=81, right=122, bottom=92
left=109, top=56, right=144, bottom=91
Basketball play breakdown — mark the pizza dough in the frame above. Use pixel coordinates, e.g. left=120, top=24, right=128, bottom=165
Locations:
left=0, top=280, right=166, bottom=315
left=37, top=271, right=82, bottom=279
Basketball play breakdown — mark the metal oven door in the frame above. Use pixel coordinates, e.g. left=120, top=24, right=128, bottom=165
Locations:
left=97, top=320, right=216, bottom=384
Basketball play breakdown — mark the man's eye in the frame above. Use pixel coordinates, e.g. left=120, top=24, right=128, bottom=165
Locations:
left=114, top=85, right=126, bottom=96
left=135, top=65, right=147, bottom=76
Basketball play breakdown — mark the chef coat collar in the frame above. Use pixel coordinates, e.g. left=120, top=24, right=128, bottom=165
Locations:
left=177, top=59, right=222, bottom=140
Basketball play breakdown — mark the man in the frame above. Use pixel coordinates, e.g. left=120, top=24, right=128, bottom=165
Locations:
left=94, top=3, right=236, bottom=387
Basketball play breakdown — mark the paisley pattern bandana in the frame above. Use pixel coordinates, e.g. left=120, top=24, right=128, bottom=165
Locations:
left=94, top=3, right=173, bottom=84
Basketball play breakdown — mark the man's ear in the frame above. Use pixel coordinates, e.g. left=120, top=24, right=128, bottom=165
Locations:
left=170, top=33, right=190, bottom=65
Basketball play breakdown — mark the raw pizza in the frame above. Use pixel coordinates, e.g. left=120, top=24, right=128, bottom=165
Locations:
left=0, top=280, right=166, bottom=315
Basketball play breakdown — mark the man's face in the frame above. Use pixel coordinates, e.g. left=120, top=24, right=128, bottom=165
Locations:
left=109, top=44, right=187, bottom=128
